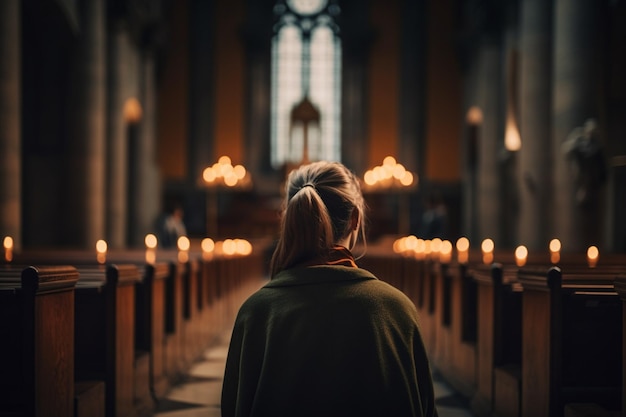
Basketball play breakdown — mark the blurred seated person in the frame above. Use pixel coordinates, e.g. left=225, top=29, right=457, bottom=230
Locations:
left=158, top=204, right=187, bottom=248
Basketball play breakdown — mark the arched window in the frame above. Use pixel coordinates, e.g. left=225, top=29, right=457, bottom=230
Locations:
left=271, top=0, right=341, bottom=168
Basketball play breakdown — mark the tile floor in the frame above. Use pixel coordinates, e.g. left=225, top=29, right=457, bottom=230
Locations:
left=151, top=331, right=476, bottom=417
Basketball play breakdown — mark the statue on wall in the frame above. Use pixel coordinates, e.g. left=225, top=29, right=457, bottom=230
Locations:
left=562, top=118, right=607, bottom=206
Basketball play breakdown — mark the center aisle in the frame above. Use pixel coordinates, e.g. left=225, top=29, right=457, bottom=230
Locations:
left=151, top=331, right=476, bottom=417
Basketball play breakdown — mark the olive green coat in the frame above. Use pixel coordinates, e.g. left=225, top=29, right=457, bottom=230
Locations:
left=221, top=265, right=438, bottom=417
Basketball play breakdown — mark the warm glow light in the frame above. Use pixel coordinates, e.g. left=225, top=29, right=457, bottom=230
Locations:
left=549, top=239, right=561, bottom=253
left=515, top=245, right=528, bottom=267
left=363, top=157, right=416, bottom=190
left=481, top=239, right=494, bottom=253
left=236, top=239, right=253, bottom=256
left=203, top=167, right=217, bottom=182
left=405, top=235, right=418, bottom=251
left=424, top=240, right=432, bottom=256
left=123, top=97, right=143, bottom=123
left=383, top=156, right=396, bottom=167
left=3, top=236, right=13, bottom=262
left=431, top=238, right=442, bottom=254
left=551, top=252, right=560, bottom=264
left=466, top=106, right=483, bottom=125
left=392, top=164, right=406, bottom=180
left=440, top=240, right=453, bottom=263
left=233, top=165, right=246, bottom=179
left=218, top=155, right=232, bottom=166
left=504, top=122, right=521, bottom=151
left=482, top=253, right=494, bottom=265
left=223, top=239, right=236, bottom=255
left=145, top=249, right=156, bottom=265
left=224, top=174, right=238, bottom=187
left=177, top=236, right=190, bottom=252
left=587, top=246, right=599, bottom=268
left=396, top=237, right=407, bottom=253
left=201, top=238, right=215, bottom=253
left=96, top=239, right=107, bottom=254
left=415, top=239, right=426, bottom=257
left=393, top=238, right=402, bottom=254
left=456, top=237, right=470, bottom=252
left=178, top=251, right=189, bottom=263
left=145, top=234, right=158, bottom=249
left=400, top=171, right=414, bottom=186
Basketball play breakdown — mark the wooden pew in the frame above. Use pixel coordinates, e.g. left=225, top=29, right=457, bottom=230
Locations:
left=518, top=265, right=623, bottom=417
left=134, top=262, right=170, bottom=402
left=0, top=265, right=87, bottom=417
left=12, top=249, right=165, bottom=416
left=163, top=260, right=186, bottom=385
left=469, top=262, right=522, bottom=417
left=74, top=264, right=141, bottom=417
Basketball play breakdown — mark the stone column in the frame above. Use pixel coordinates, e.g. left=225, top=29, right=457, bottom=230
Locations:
left=243, top=0, right=274, bottom=185
left=517, top=0, right=553, bottom=250
left=476, top=40, right=503, bottom=243
left=341, top=2, right=373, bottom=176
left=130, top=49, right=161, bottom=247
left=188, top=0, right=215, bottom=184
left=67, top=0, right=106, bottom=248
left=106, top=22, right=131, bottom=249
left=398, top=0, right=426, bottom=176
left=0, top=0, right=21, bottom=249
left=552, top=0, right=602, bottom=251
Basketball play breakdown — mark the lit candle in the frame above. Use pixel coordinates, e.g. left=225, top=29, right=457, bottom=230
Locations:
left=223, top=239, right=236, bottom=256
left=3, top=236, right=13, bottom=262
left=238, top=239, right=253, bottom=256
left=424, top=240, right=432, bottom=259
left=515, top=245, right=528, bottom=267
left=414, top=239, right=425, bottom=260
left=201, top=238, right=215, bottom=260
left=144, top=234, right=158, bottom=264
left=587, top=246, right=599, bottom=268
left=456, top=237, right=470, bottom=264
left=440, top=240, right=453, bottom=264
left=431, top=238, right=442, bottom=261
left=405, top=235, right=418, bottom=255
left=481, top=238, right=494, bottom=265
left=96, top=239, right=107, bottom=264
left=177, top=236, right=190, bottom=263
left=549, top=238, right=561, bottom=264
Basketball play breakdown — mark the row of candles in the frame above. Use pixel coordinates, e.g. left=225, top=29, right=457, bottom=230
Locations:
left=393, top=236, right=600, bottom=268
left=363, top=156, right=416, bottom=189
left=98, top=235, right=254, bottom=264
left=2, top=234, right=253, bottom=265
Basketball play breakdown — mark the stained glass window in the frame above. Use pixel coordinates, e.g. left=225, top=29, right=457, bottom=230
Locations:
left=270, top=0, right=341, bottom=168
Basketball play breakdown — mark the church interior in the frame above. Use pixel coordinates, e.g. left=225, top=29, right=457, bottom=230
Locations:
left=1, top=0, right=626, bottom=416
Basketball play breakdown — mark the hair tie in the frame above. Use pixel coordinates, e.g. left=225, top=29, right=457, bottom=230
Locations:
left=301, top=183, right=315, bottom=190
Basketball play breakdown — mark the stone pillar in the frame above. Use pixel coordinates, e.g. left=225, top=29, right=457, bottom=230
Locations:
left=67, top=0, right=106, bottom=248
left=130, top=50, right=161, bottom=247
left=0, top=0, right=21, bottom=249
left=106, top=22, right=131, bottom=249
left=188, top=0, right=215, bottom=184
left=552, top=0, right=602, bottom=251
left=517, top=0, right=553, bottom=250
left=476, top=40, right=503, bottom=243
left=398, top=0, right=426, bottom=176
left=243, top=0, right=274, bottom=185
left=341, top=2, right=373, bottom=176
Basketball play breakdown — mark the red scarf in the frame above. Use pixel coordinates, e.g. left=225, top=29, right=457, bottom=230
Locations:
left=323, top=246, right=358, bottom=268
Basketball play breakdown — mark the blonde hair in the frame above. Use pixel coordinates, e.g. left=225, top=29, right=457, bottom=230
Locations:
left=270, top=161, right=367, bottom=277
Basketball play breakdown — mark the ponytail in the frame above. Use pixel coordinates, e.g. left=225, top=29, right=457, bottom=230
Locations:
left=270, top=161, right=367, bottom=277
